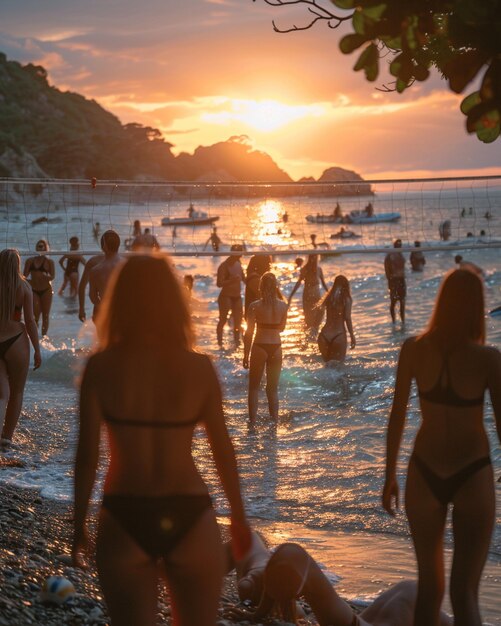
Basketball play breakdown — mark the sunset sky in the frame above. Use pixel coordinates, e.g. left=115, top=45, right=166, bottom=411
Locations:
left=1, top=0, right=499, bottom=181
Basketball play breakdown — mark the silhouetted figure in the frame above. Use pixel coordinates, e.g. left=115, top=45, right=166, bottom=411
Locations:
left=244, top=254, right=271, bottom=318
left=288, top=254, right=328, bottom=329
left=58, top=237, right=86, bottom=298
left=333, top=202, right=342, bottom=219
left=216, top=245, right=245, bottom=345
left=438, top=220, right=451, bottom=241
left=317, top=275, right=355, bottom=362
left=204, top=225, right=222, bottom=252
left=132, top=228, right=160, bottom=251
left=92, top=222, right=101, bottom=243
left=384, top=239, right=406, bottom=323
left=23, top=239, right=55, bottom=336
left=409, top=241, right=426, bottom=272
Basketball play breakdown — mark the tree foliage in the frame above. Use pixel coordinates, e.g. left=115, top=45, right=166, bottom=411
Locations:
left=258, top=0, right=501, bottom=142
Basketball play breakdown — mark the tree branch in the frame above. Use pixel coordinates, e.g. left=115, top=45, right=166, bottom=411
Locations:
left=261, top=0, right=352, bottom=33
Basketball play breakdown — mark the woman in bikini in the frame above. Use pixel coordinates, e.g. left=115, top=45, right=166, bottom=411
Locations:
left=0, top=249, right=41, bottom=446
left=243, top=272, right=288, bottom=421
left=72, top=254, right=250, bottom=626
left=58, top=236, right=86, bottom=297
left=288, top=254, right=328, bottom=329
left=383, top=269, right=501, bottom=626
left=23, top=239, right=55, bottom=336
left=244, top=254, right=271, bottom=318
left=317, top=275, right=355, bottom=363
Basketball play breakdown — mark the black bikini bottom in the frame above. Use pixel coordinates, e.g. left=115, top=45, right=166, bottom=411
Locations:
left=411, top=453, right=491, bottom=506
left=318, top=330, right=344, bottom=360
left=32, top=287, right=51, bottom=298
left=101, top=493, right=213, bottom=559
left=252, top=343, right=281, bottom=360
left=0, top=333, right=22, bottom=360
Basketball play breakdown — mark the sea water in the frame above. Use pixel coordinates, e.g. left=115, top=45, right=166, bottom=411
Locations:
left=0, top=187, right=500, bottom=621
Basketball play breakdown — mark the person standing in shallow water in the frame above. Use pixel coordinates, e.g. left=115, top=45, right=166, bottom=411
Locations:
left=288, top=254, right=328, bottom=330
left=384, top=239, right=406, bottom=323
left=383, top=269, right=501, bottom=626
left=317, top=275, right=355, bottom=363
left=73, top=255, right=250, bottom=626
left=244, top=254, right=271, bottom=318
left=409, top=241, right=426, bottom=272
left=0, top=249, right=41, bottom=446
left=216, top=245, right=245, bottom=346
left=23, top=239, right=55, bottom=336
left=244, top=272, right=287, bottom=421
left=58, top=236, right=86, bottom=298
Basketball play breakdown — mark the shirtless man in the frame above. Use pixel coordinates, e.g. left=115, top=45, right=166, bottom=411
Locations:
left=78, top=230, right=121, bottom=322
left=384, top=239, right=406, bottom=323
left=216, top=245, right=245, bottom=345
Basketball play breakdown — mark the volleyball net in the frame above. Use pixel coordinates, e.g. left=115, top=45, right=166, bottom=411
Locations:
left=1, top=175, right=500, bottom=257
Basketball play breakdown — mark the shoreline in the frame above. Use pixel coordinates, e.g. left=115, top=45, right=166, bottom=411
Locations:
left=0, top=481, right=367, bottom=626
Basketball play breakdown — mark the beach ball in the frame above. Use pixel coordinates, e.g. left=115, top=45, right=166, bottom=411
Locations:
left=40, top=576, right=76, bottom=605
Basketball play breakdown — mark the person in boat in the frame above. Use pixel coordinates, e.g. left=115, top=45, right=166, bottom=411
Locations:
left=409, top=241, right=426, bottom=272
left=0, top=249, right=41, bottom=447
left=317, top=275, right=355, bottom=363
left=243, top=272, right=287, bottom=421
left=216, top=245, right=245, bottom=346
left=23, top=239, right=55, bottom=336
left=384, top=239, right=406, bottom=323
left=72, top=254, right=250, bottom=626
left=288, top=254, right=328, bottom=330
left=226, top=540, right=453, bottom=626
left=244, top=255, right=271, bottom=319
left=334, top=202, right=342, bottom=219
left=310, top=234, right=318, bottom=249
left=383, top=269, right=501, bottom=626
left=365, top=202, right=374, bottom=217
left=187, top=203, right=195, bottom=218
left=58, top=236, right=86, bottom=298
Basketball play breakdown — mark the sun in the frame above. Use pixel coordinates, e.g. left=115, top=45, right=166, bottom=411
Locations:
left=202, top=99, right=325, bottom=133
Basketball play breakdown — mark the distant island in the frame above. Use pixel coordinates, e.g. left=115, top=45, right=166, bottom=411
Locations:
left=0, top=52, right=371, bottom=197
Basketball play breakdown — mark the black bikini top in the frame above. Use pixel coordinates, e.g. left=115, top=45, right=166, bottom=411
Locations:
left=104, top=414, right=199, bottom=428
left=418, top=357, right=484, bottom=408
left=256, top=322, right=282, bottom=330
left=31, top=258, right=49, bottom=272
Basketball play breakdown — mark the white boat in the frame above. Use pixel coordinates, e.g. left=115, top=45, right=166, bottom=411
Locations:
left=306, top=214, right=343, bottom=224
left=346, top=211, right=401, bottom=224
left=161, top=211, right=219, bottom=227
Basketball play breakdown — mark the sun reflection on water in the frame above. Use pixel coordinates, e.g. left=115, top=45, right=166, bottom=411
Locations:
left=251, top=200, right=293, bottom=248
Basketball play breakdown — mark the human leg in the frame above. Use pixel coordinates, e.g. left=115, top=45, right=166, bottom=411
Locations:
left=248, top=345, right=267, bottom=421
left=405, top=459, right=448, bottom=626
left=265, top=347, right=282, bottom=419
left=399, top=297, right=406, bottom=323
left=69, top=272, right=78, bottom=297
left=389, top=294, right=397, bottom=323
left=164, top=508, right=224, bottom=626
left=231, top=296, right=243, bottom=343
left=32, top=293, right=41, bottom=326
left=40, top=289, right=53, bottom=335
left=96, top=508, right=159, bottom=626
left=450, top=463, right=494, bottom=626
left=1, top=334, right=30, bottom=441
left=58, top=276, right=68, bottom=296
left=217, top=294, right=231, bottom=345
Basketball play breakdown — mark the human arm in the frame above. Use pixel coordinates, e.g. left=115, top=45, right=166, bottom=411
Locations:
left=59, top=255, right=67, bottom=270
left=344, top=299, right=356, bottom=349
left=487, top=347, right=501, bottom=445
left=23, top=258, right=32, bottom=278
left=201, top=358, right=250, bottom=559
left=382, top=338, right=414, bottom=516
left=78, top=261, right=92, bottom=321
left=287, top=276, right=303, bottom=305
left=22, top=283, right=41, bottom=369
left=47, top=259, right=56, bottom=281
left=73, top=357, right=102, bottom=567
left=319, top=267, right=328, bottom=292
left=243, top=304, right=257, bottom=369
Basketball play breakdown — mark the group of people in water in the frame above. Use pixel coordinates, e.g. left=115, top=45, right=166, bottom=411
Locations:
left=0, top=232, right=499, bottom=625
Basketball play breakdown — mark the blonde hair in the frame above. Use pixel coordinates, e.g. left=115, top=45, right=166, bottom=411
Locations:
left=0, top=249, right=23, bottom=323
left=259, top=272, right=283, bottom=307
left=96, top=254, right=193, bottom=351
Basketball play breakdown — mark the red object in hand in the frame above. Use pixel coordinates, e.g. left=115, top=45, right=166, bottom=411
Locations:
left=231, top=518, right=252, bottom=562
left=91, top=177, right=97, bottom=189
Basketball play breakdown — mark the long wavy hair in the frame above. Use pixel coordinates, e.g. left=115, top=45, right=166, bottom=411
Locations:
left=319, top=274, right=351, bottom=310
left=421, top=269, right=485, bottom=348
left=302, top=254, right=318, bottom=277
left=259, top=272, right=283, bottom=307
left=0, top=249, right=23, bottom=324
left=96, top=254, right=193, bottom=351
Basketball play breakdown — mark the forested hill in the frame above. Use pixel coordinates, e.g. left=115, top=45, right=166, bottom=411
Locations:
left=0, top=53, right=369, bottom=191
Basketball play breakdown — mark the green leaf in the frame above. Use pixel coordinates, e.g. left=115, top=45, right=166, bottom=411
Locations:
left=381, top=35, right=402, bottom=50
left=396, top=78, right=408, bottom=93
left=362, top=3, right=387, bottom=20
left=331, top=0, right=355, bottom=9
left=444, top=50, right=490, bottom=94
left=353, top=10, right=366, bottom=35
left=460, top=91, right=481, bottom=114
left=340, top=33, right=368, bottom=54
left=413, top=63, right=430, bottom=82
left=353, top=43, right=379, bottom=82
